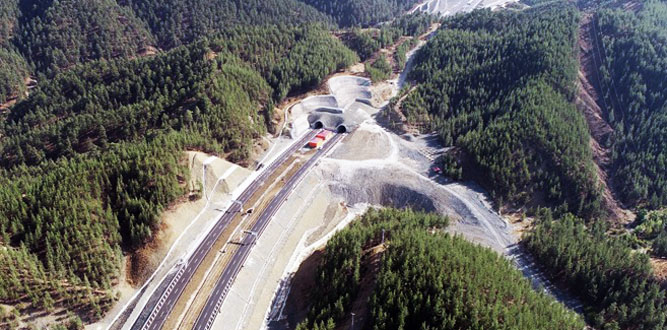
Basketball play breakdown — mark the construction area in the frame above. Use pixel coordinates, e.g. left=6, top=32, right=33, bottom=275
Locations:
left=97, top=15, right=577, bottom=330
left=204, top=69, right=576, bottom=329
left=410, top=0, right=522, bottom=16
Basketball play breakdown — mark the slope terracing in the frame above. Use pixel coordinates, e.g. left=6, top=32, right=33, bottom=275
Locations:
left=205, top=73, right=579, bottom=330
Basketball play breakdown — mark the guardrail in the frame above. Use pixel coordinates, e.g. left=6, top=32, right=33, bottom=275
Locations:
left=193, top=133, right=344, bottom=330
left=141, top=263, right=187, bottom=330
left=128, top=130, right=319, bottom=330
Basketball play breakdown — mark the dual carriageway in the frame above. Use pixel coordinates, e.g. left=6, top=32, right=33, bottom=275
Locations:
left=124, top=129, right=343, bottom=330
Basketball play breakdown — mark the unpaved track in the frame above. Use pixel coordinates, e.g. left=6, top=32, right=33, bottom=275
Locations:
left=254, top=19, right=586, bottom=325
left=103, top=8, right=589, bottom=330
left=255, top=75, right=583, bottom=329
left=259, top=110, right=584, bottom=329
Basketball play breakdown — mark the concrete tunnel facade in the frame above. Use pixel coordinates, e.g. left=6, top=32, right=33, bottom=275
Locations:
left=308, top=109, right=357, bottom=133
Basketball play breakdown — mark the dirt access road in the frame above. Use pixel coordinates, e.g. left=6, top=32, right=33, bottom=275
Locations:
left=237, top=14, right=585, bottom=328
left=230, top=72, right=582, bottom=330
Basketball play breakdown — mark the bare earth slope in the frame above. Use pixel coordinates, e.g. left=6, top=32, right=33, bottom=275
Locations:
left=576, top=13, right=633, bottom=222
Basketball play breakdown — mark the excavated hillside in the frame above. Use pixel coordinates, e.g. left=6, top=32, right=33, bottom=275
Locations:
left=575, top=12, right=632, bottom=222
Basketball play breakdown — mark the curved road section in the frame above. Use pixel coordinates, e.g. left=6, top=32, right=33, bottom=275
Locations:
left=129, top=130, right=319, bottom=330
left=193, top=133, right=344, bottom=330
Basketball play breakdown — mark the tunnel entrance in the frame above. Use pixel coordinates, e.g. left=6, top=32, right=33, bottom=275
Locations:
left=313, top=121, right=324, bottom=129
left=337, top=125, right=347, bottom=133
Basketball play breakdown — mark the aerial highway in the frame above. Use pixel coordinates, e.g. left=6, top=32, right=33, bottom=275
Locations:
left=128, top=129, right=320, bottom=330
left=192, top=133, right=344, bottom=330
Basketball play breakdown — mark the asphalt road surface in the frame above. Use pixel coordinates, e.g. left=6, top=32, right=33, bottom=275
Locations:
left=129, top=130, right=319, bottom=330
left=192, top=133, right=344, bottom=330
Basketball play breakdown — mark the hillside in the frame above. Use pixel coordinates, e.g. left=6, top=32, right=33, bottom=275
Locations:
left=401, top=3, right=602, bottom=217
left=122, top=0, right=332, bottom=48
left=595, top=0, right=667, bottom=209
left=1, top=0, right=667, bottom=328
left=0, top=0, right=335, bottom=76
left=0, top=48, right=29, bottom=105
left=0, top=46, right=267, bottom=323
left=13, top=0, right=155, bottom=73
left=298, top=0, right=422, bottom=26
left=0, top=1, right=28, bottom=105
left=294, top=208, right=584, bottom=329
left=0, top=0, right=361, bottom=326
left=0, top=0, right=18, bottom=44
left=0, top=26, right=357, bottom=168
left=524, top=211, right=667, bottom=328
left=0, top=23, right=356, bottom=325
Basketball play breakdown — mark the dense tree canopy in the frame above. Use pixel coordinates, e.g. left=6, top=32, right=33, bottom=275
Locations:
left=12, top=0, right=155, bottom=74
left=402, top=3, right=601, bottom=217
left=297, top=208, right=584, bottom=330
left=3, top=0, right=666, bottom=327
left=0, top=134, right=186, bottom=321
left=0, top=46, right=264, bottom=320
left=0, top=48, right=29, bottom=104
left=0, top=22, right=356, bottom=323
left=123, top=0, right=331, bottom=48
left=595, top=0, right=667, bottom=209
left=0, top=0, right=18, bottom=44
left=0, top=0, right=338, bottom=77
left=342, top=12, right=435, bottom=61
left=365, top=54, right=392, bottom=82
left=298, top=0, right=421, bottom=27
left=0, top=44, right=267, bottom=167
left=0, top=24, right=357, bottom=168
left=632, top=209, right=667, bottom=257
left=653, top=232, right=667, bottom=258
left=266, top=28, right=359, bottom=100
left=524, top=211, right=667, bottom=329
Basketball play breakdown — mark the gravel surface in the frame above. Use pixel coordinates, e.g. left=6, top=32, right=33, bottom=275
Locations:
left=219, top=71, right=582, bottom=330
left=411, top=0, right=520, bottom=16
